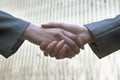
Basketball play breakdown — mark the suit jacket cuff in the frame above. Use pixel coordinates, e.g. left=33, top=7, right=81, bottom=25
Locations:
left=85, top=15, right=120, bottom=58
left=0, top=16, right=30, bottom=58
left=0, top=19, right=30, bottom=58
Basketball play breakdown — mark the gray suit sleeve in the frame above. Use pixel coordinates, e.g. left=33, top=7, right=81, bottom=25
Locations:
left=85, top=15, right=120, bottom=58
left=0, top=11, right=30, bottom=58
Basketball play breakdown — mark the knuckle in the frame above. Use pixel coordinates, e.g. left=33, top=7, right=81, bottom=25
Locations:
left=68, top=51, right=75, bottom=56
left=50, top=51, right=56, bottom=57
left=45, top=46, right=51, bottom=53
left=47, top=45, right=51, bottom=50
left=54, top=33, right=60, bottom=37
left=75, top=47, right=80, bottom=54
left=44, top=52, right=48, bottom=56
left=54, top=33, right=63, bottom=40
left=71, top=43, right=76, bottom=48
left=55, top=56, right=60, bottom=59
left=70, top=43, right=79, bottom=53
left=50, top=54, right=54, bottom=57
left=76, top=49, right=80, bottom=54
left=72, top=35, right=77, bottom=41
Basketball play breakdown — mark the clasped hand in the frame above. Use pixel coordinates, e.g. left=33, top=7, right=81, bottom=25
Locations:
left=22, top=22, right=92, bottom=59
left=39, top=22, right=89, bottom=59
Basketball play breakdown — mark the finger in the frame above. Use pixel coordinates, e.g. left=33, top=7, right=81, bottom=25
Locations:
left=59, top=44, right=74, bottom=59
left=65, top=45, right=76, bottom=58
left=65, top=53, right=73, bottom=59
left=63, top=31, right=84, bottom=49
left=55, top=44, right=67, bottom=59
left=40, top=42, right=48, bottom=51
left=52, top=40, right=65, bottom=57
left=60, top=33, right=80, bottom=55
left=44, top=41, right=58, bottom=56
left=77, top=37, right=84, bottom=49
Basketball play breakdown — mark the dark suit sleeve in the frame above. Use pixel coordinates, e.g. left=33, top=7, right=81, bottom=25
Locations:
left=85, top=15, right=120, bottom=58
left=0, top=11, right=30, bottom=58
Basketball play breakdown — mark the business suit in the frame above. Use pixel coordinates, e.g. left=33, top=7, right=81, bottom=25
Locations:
left=86, top=15, right=120, bottom=58
left=0, top=10, right=120, bottom=59
left=0, top=11, right=30, bottom=58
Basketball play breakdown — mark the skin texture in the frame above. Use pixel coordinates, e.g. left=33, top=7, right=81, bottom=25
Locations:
left=21, top=24, right=84, bottom=59
left=40, top=22, right=94, bottom=59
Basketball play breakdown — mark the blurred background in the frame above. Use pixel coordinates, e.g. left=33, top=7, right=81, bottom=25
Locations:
left=0, top=0, right=120, bottom=80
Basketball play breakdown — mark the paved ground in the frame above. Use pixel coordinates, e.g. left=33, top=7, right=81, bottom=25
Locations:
left=0, top=0, right=120, bottom=80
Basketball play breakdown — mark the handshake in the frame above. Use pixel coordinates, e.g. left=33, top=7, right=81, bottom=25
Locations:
left=21, top=22, right=94, bottom=59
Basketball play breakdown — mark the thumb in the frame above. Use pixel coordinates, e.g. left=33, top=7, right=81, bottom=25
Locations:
left=40, top=42, right=48, bottom=51
left=41, top=22, right=62, bottom=28
left=41, top=24, right=54, bottom=28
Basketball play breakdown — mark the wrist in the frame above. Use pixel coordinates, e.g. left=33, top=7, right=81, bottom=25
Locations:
left=78, top=26, right=94, bottom=44
left=21, top=24, right=34, bottom=40
left=20, top=24, right=43, bottom=45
